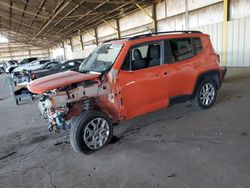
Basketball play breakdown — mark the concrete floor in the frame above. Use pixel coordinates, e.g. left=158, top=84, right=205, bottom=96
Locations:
left=0, top=68, right=250, bottom=188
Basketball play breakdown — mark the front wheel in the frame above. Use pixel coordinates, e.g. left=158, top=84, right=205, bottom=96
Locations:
left=70, top=110, right=113, bottom=154
left=192, top=78, right=217, bottom=110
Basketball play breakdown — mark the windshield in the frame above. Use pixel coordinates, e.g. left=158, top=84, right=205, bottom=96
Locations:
left=79, top=43, right=123, bottom=73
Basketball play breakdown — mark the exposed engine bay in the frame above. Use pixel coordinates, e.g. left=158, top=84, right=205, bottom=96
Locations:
left=38, top=79, right=110, bottom=132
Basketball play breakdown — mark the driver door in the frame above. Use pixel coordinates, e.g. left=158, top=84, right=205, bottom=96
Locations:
left=117, top=41, right=169, bottom=119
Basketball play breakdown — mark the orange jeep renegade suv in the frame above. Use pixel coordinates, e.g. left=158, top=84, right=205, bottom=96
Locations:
left=28, top=31, right=225, bottom=154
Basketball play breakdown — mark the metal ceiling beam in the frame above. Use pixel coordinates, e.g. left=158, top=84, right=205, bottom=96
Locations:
left=0, top=0, right=151, bottom=46
left=46, top=0, right=86, bottom=34
left=28, top=0, right=72, bottom=44
left=1, top=22, right=36, bottom=38
left=29, top=0, right=47, bottom=27
left=0, top=1, right=47, bottom=19
left=18, top=0, right=29, bottom=32
left=0, top=15, right=36, bottom=30
left=9, top=1, right=13, bottom=27
left=53, top=1, right=107, bottom=35
left=83, top=0, right=134, bottom=3
left=54, top=1, right=135, bottom=41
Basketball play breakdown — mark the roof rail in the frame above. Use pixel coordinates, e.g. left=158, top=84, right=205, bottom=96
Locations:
left=102, top=37, right=128, bottom=43
left=128, top=30, right=202, bottom=40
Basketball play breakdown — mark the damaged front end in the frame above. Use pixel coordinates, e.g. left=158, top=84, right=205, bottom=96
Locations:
left=28, top=71, right=110, bottom=132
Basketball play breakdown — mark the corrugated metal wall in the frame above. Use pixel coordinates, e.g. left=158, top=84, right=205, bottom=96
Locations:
left=227, top=17, right=250, bottom=67
left=0, top=42, right=50, bottom=61
left=192, top=16, right=250, bottom=67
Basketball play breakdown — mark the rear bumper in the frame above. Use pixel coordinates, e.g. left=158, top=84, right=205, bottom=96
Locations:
left=221, top=67, right=227, bottom=80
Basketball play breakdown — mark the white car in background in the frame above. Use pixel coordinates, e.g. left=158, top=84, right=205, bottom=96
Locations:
left=13, top=57, right=39, bottom=72
left=13, top=59, right=50, bottom=72
left=4, top=60, right=18, bottom=73
left=12, top=60, right=59, bottom=85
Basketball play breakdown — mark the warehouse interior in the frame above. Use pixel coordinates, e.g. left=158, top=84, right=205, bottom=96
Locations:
left=1, top=0, right=250, bottom=66
left=0, top=0, right=250, bottom=187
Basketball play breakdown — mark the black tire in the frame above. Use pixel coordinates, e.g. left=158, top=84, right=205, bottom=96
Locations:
left=192, top=78, right=217, bottom=110
left=70, top=110, right=113, bottom=154
left=15, top=98, right=19, bottom=105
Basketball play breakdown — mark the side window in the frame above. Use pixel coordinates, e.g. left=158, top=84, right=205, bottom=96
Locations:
left=121, top=42, right=162, bottom=71
left=131, top=46, right=148, bottom=61
left=169, top=38, right=194, bottom=62
left=193, top=38, right=203, bottom=53
left=45, top=63, right=55, bottom=69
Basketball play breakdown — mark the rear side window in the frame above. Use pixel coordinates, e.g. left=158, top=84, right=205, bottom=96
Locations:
left=169, top=38, right=194, bottom=62
left=193, top=38, right=203, bottom=53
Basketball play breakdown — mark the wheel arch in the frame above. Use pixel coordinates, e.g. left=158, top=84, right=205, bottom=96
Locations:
left=192, top=70, right=221, bottom=97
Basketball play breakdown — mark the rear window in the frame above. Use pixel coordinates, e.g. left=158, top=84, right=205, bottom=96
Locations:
left=28, top=58, right=38, bottom=63
left=40, top=60, right=49, bottom=64
left=193, top=38, right=203, bottom=53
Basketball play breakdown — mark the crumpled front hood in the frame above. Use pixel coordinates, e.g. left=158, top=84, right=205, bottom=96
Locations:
left=27, top=71, right=101, bottom=94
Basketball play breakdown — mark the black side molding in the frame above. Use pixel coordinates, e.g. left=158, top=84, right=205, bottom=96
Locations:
left=169, top=95, right=191, bottom=106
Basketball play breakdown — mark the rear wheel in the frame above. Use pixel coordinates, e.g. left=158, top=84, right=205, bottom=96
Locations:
left=192, top=78, right=217, bottom=110
left=70, top=110, right=113, bottom=154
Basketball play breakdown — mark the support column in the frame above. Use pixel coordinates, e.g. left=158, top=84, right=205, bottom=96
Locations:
left=69, top=38, right=73, bottom=52
left=79, top=34, right=84, bottom=50
left=152, top=2, right=157, bottom=33
left=47, top=48, right=50, bottom=59
left=28, top=48, right=31, bottom=57
left=222, top=0, right=229, bottom=66
left=94, top=28, right=99, bottom=46
left=7, top=42, right=13, bottom=59
left=116, top=19, right=121, bottom=39
left=185, top=0, right=189, bottom=30
left=62, top=41, right=66, bottom=60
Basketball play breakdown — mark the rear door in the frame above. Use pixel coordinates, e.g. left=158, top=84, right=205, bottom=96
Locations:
left=161, top=38, right=199, bottom=96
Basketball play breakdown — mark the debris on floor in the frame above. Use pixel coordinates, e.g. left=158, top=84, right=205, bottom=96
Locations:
left=168, top=173, right=177, bottom=178
left=241, top=132, right=248, bottom=136
left=54, top=142, right=63, bottom=146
